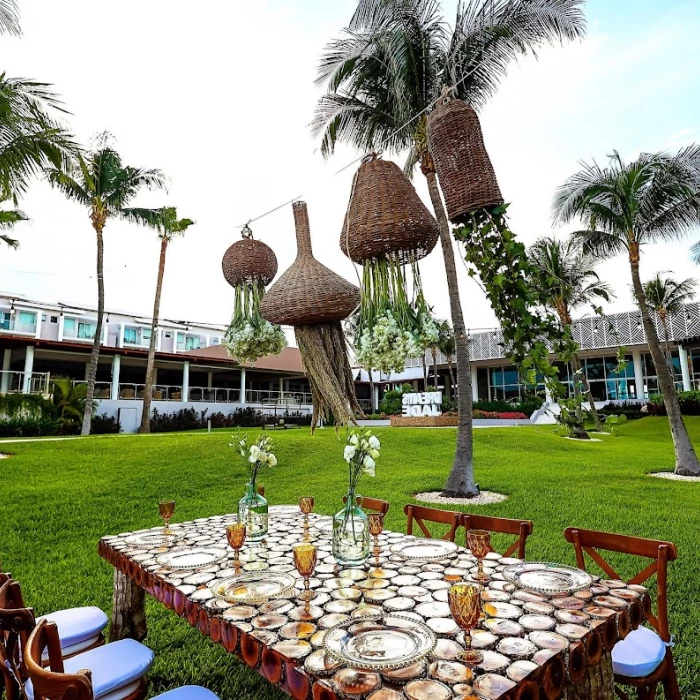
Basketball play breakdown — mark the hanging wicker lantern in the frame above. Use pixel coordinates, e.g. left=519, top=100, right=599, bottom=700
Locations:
left=261, top=202, right=359, bottom=326
left=222, top=227, right=278, bottom=287
left=427, top=93, right=504, bottom=224
left=260, top=201, right=362, bottom=430
left=340, top=155, right=439, bottom=264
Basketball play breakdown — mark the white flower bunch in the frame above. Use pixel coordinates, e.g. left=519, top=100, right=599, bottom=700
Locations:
left=225, top=316, right=287, bottom=364
left=231, top=432, right=277, bottom=482
left=344, top=429, right=381, bottom=489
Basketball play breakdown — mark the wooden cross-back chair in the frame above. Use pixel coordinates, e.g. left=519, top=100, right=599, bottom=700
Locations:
left=564, top=527, right=680, bottom=700
left=462, top=513, right=533, bottom=560
left=404, top=504, right=460, bottom=542
left=25, top=619, right=94, bottom=700
left=0, top=576, right=35, bottom=700
left=343, top=495, right=390, bottom=516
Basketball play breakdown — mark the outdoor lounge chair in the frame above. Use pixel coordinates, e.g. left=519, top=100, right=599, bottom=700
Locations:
left=404, top=504, right=460, bottom=541
left=461, top=513, right=534, bottom=560
left=343, top=495, right=390, bottom=515
left=25, top=619, right=219, bottom=700
left=564, top=527, right=681, bottom=700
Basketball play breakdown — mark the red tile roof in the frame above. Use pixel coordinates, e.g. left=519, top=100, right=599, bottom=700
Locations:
left=187, top=344, right=305, bottom=373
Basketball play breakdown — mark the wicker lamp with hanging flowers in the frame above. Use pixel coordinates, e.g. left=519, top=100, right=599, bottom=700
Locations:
left=221, top=225, right=287, bottom=363
left=340, top=154, right=440, bottom=373
left=260, top=201, right=362, bottom=429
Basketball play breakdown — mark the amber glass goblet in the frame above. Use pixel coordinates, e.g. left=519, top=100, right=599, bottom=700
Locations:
left=226, top=523, right=247, bottom=572
left=159, top=500, right=175, bottom=535
left=448, top=583, right=484, bottom=666
left=368, top=513, right=384, bottom=571
left=299, top=496, right=315, bottom=540
left=467, top=529, right=491, bottom=582
left=293, top=543, right=318, bottom=610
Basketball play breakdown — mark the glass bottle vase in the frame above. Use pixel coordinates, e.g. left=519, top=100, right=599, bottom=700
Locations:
left=332, top=489, right=369, bottom=566
left=238, top=481, right=268, bottom=541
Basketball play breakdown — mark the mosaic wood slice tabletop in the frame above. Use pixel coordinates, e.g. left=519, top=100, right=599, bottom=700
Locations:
left=99, top=507, right=650, bottom=699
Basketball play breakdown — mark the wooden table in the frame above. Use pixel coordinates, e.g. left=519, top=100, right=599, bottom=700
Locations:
left=99, top=507, right=649, bottom=700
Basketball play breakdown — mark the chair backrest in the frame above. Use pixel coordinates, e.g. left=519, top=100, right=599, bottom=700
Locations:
left=564, top=527, right=677, bottom=641
left=404, top=504, right=460, bottom=542
left=343, top=495, right=390, bottom=515
left=0, top=578, right=35, bottom=700
left=462, top=514, right=534, bottom=559
left=25, top=619, right=93, bottom=700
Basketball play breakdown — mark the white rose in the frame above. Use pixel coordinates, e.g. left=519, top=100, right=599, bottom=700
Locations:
left=344, top=445, right=356, bottom=463
left=249, top=445, right=260, bottom=461
left=370, top=449, right=380, bottom=460
left=257, top=451, right=268, bottom=463
left=363, top=455, right=376, bottom=477
left=368, top=436, right=380, bottom=449
left=268, top=454, right=277, bottom=467
left=349, top=434, right=359, bottom=445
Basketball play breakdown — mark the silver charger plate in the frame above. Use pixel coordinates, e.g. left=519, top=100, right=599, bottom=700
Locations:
left=125, top=532, right=177, bottom=547
left=503, top=562, right=593, bottom=595
left=269, top=505, right=301, bottom=515
left=155, top=546, right=227, bottom=570
left=324, top=614, right=437, bottom=671
left=389, top=540, right=458, bottom=562
left=212, top=571, right=296, bottom=604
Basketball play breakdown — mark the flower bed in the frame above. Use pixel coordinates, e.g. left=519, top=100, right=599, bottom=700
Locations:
left=474, top=410, right=528, bottom=420
left=390, top=410, right=528, bottom=427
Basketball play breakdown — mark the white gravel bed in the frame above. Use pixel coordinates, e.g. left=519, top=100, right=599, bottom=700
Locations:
left=415, top=490, right=508, bottom=506
left=650, top=471, right=700, bottom=482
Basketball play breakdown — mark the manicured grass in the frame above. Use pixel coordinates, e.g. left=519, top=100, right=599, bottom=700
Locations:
left=2, top=418, right=700, bottom=698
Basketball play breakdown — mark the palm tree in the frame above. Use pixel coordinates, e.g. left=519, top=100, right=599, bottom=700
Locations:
left=51, top=377, right=88, bottom=423
left=528, top=236, right=613, bottom=431
left=431, top=319, right=451, bottom=389
left=1, top=73, right=75, bottom=200
left=313, top=0, right=585, bottom=496
left=554, top=148, right=700, bottom=476
left=438, top=321, right=456, bottom=400
left=47, top=132, right=166, bottom=435
left=139, top=207, right=194, bottom=433
left=0, top=204, right=25, bottom=248
left=0, top=0, right=20, bottom=35
left=643, top=272, right=697, bottom=360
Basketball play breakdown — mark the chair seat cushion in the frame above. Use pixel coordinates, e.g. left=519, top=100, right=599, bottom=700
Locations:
left=155, top=686, right=220, bottom=699
left=39, top=606, right=108, bottom=648
left=612, top=626, right=667, bottom=678
left=26, top=638, right=154, bottom=700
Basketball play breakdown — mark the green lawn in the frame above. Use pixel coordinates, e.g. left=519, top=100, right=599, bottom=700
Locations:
left=2, top=418, right=700, bottom=698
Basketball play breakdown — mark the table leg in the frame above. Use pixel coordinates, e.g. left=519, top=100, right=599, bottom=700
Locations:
left=562, top=654, right=615, bottom=700
left=109, top=568, right=147, bottom=641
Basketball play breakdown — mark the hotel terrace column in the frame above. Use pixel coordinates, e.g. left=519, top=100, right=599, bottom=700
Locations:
left=471, top=365, right=478, bottom=402
left=110, top=354, right=121, bottom=400
left=632, top=350, right=645, bottom=400
left=678, top=344, right=692, bottom=391
left=22, top=346, right=35, bottom=393
left=1, top=348, right=11, bottom=393
left=182, top=361, right=190, bottom=402
left=240, top=367, right=246, bottom=405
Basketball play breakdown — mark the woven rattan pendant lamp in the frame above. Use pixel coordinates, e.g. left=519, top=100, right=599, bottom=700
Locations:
left=221, top=226, right=287, bottom=363
left=260, top=201, right=361, bottom=429
left=340, top=154, right=439, bottom=264
left=427, top=92, right=504, bottom=224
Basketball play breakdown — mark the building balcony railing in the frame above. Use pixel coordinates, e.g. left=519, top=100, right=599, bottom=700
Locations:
left=0, top=319, right=37, bottom=335
left=246, top=389, right=312, bottom=405
left=0, top=370, right=51, bottom=394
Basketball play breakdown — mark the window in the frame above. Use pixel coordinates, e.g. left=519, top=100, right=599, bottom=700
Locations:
left=18, top=311, right=36, bottom=326
left=77, top=322, right=97, bottom=340
left=50, top=316, right=58, bottom=323
left=143, top=329, right=152, bottom=341
left=642, top=351, right=682, bottom=398
left=185, top=336, right=201, bottom=351
left=0, top=312, right=10, bottom=330
left=488, top=365, right=525, bottom=402
left=123, top=328, right=138, bottom=345
left=42, top=314, right=47, bottom=322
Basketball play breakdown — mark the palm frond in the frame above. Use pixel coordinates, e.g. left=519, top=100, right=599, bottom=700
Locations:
left=643, top=272, right=697, bottom=317
left=0, top=0, right=20, bottom=36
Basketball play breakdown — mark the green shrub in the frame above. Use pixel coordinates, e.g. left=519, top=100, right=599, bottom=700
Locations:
left=91, top=415, right=121, bottom=434
left=473, top=398, right=543, bottom=416
left=600, top=401, right=644, bottom=420
left=379, top=389, right=404, bottom=415
left=0, top=417, right=58, bottom=437
left=648, top=391, right=700, bottom=416
left=0, top=394, right=57, bottom=421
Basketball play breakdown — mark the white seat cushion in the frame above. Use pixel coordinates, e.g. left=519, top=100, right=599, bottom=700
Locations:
left=39, top=606, right=108, bottom=648
left=42, top=634, right=103, bottom=662
left=26, top=638, right=153, bottom=700
left=612, top=626, right=667, bottom=678
left=155, top=686, right=220, bottom=699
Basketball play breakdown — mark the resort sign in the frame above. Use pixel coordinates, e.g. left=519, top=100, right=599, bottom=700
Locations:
left=402, top=391, right=443, bottom=417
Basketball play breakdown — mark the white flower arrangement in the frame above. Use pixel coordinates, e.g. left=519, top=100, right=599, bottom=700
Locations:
left=231, top=432, right=277, bottom=483
left=225, top=316, right=287, bottom=364
left=344, top=429, right=381, bottom=490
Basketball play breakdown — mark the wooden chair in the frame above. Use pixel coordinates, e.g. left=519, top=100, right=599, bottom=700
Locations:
left=404, top=504, right=460, bottom=542
left=343, top=495, right=390, bottom=515
left=0, top=577, right=34, bottom=700
left=25, top=619, right=219, bottom=700
left=564, top=527, right=680, bottom=700
left=461, top=514, right=533, bottom=559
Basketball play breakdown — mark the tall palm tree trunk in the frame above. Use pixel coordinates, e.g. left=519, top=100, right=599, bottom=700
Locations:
left=82, top=218, right=105, bottom=435
left=140, top=238, right=168, bottom=433
left=446, top=357, right=455, bottom=400
left=424, top=167, right=478, bottom=497
left=433, top=348, right=439, bottom=388
left=571, top=352, right=602, bottom=432
left=630, top=244, right=700, bottom=476
left=422, top=354, right=428, bottom=389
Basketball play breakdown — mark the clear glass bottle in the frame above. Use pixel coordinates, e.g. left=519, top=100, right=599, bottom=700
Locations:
left=238, top=481, right=268, bottom=541
left=332, top=488, right=369, bottom=566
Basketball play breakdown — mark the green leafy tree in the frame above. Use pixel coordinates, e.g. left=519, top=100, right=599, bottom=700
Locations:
left=0, top=205, right=25, bottom=248
left=528, top=236, right=613, bottom=431
left=51, top=377, right=87, bottom=422
left=138, top=207, right=195, bottom=433
left=47, top=132, right=166, bottom=435
left=313, top=0, right=585, bottom=496
left=554, top=148, right=700, bottom=476
left=0, top=0, right=19, bottom=36
left=643, top=272, right=696, bottom=358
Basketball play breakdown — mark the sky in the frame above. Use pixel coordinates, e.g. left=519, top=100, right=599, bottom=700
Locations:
left=2, top=0, right=700, bottom=336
